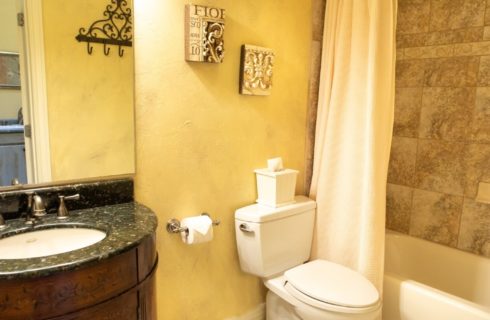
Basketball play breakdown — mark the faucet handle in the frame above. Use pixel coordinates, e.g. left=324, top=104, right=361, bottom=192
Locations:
left=57, top=194, right=80, bottom=219
left=0, top=213, right=7, bottom=230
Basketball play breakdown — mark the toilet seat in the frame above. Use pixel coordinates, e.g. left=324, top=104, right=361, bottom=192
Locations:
left=283, top=260, right=380, bottom=313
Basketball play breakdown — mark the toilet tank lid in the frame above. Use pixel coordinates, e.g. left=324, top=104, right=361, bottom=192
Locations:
left=235, top=196, right=316, bottom=223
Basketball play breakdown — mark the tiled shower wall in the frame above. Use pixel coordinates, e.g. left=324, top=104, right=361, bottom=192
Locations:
left=387, top=0, right=490, bottom=257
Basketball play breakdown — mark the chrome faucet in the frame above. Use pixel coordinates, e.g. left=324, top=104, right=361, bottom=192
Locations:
left=25, top=193, right=46, bottom=224
left=32, top=194, right=46, bottom=217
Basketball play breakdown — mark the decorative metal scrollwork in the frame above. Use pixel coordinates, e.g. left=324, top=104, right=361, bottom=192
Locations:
left=239, top=45, right=274, bottom=96
left=75, top=0, right=132, bottom=57
left=202, top=21, right=225, bottom=63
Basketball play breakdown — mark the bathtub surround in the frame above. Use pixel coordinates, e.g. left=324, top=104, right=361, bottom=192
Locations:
left=134, top=0, right=312, bottom=319
left=383, top=232, right=490, bottom=320
left=309, top=0, right=397, bottom=291
left=388, top=0, right=490, bottom=258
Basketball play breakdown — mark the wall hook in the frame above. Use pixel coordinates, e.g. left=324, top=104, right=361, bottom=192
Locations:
left=87, top=42, right=93, bottom=55
left=75, top=0, right=132, bottom=57
left=103, top=43, right=111, bottom=56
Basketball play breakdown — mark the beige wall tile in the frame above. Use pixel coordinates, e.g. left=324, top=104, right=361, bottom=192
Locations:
left=426, top=27, right=483, bottom=45
left=477, top=56, right=490, bottom=85
left=470, top=88, right=490, bottom=143
left=424, top=56, right=479, bottom=87
left=458, top=198, right=490, bottom=257
left=394, top=87, right=423, bottom=137
left=415, top=140, right=466, bottom=195
left=485, top=0, right=490, bottom=25
left=387, top=184, right=413, bottom=233
left=397, top=33, right=429, bottom=48
left=396, top=59, right=426, bottom=87
left=483, top=26, right=490, bottom=40
left=454, top=41, right=490, bottom=55
left=409, top=189, right=463, bottom=246
left=388, top=137, right=418, bottom=186
left=312, top=0, right=326, bottom=41
left=430, top=0, right=485, bottom=31
left=391, top=0, right=490, bottom=257
left=305, top=40, right=323, bottom=191
left=404, top=44, right=454, bottom=59
left=397, top=28, right=483, bottom=48
left=419, top=87, right=475, bottom=141
left=464, top=143, right=490, bottom=198
left=398, top=0, right=431, bottom=34
left=396, top=49, right=405, bottom=60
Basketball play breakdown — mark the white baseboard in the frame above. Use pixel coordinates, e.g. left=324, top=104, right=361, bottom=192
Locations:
left=224, top=303, right=265, bottom=320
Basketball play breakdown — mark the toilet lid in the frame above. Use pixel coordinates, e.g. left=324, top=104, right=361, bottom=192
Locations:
left=284, top=260, right=379, bottom=308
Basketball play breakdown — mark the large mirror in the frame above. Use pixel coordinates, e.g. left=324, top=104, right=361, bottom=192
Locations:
left=0, top=0, right=135, bottom=190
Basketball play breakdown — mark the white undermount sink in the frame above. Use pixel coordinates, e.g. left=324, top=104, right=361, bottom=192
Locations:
left=0, top=228, right=106, bottom=259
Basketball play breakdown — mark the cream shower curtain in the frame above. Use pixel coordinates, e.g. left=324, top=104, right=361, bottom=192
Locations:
left=309, top=0, right=397, bottom=292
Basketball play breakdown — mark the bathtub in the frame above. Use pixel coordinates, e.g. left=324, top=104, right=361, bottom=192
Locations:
left=383, top=231, right=490, bottom=320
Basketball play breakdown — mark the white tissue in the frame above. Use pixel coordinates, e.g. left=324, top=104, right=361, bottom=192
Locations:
left=476, top=182, right=490, bottom=204
left=267, top=157, right=284, bottom=172
left=180, top=215, right=214, bottom=245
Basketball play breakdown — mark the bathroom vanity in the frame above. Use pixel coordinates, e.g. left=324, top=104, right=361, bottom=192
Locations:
left=0, top=178, right=158, bottom=320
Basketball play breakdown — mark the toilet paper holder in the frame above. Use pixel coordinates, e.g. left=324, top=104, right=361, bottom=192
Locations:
left=166, top=213, right=220, bottom=235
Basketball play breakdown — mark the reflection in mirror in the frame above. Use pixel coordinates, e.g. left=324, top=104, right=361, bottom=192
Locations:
left=0, top=0, right=27, bottom=187
left=0, top=0, right=135, bottom=190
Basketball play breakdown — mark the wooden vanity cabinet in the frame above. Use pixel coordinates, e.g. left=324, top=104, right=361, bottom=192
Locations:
left=0, top=234, right=157, bottom=320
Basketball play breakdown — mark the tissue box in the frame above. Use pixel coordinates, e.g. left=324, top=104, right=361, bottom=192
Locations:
left=254, top=168, right=298, bottom=207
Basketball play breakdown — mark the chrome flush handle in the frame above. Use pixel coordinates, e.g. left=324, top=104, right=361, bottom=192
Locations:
left=239, top=223, right=254, bottom=233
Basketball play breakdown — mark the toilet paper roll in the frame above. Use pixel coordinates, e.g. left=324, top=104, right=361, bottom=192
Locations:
left=180, top=215, right=214, bottom=245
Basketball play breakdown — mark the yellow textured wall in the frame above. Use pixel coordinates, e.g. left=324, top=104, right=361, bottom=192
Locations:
left=0, top=0, right=22, bottom=119
left=134, top=0, right=312, bottom=318
left=43, top=0, right=134, bottom=181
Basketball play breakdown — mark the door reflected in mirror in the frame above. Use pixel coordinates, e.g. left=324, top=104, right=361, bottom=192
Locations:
left=0, top=0, right=135, bottom=189
left=0, top=0, right=27, bottom=187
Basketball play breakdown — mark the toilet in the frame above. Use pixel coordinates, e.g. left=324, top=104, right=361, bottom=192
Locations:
left=234, top=196, right=381, bottom=320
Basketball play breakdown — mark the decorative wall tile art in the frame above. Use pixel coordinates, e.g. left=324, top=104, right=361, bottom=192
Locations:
left=0, top=52, right=20, bottom=89
left=239, top=45, right=274, bottom=96
left=185, top=4, right=225, bottom=63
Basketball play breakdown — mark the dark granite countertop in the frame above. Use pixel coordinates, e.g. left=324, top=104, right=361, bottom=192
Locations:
left=0, top=202, right=157, bottom=280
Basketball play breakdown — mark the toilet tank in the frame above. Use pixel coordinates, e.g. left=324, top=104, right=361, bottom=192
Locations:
left=234, top=196, right=316, bottom=278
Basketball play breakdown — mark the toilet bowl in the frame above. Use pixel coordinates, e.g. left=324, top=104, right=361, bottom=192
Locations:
left=264, top=260, right=381, bottom=320
left=234, top=196, right=381, bottom=320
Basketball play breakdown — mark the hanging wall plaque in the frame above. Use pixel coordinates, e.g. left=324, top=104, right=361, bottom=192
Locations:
left=239, top=45, right=274, bottom=96
left=184, top=4, right=225, bottom=63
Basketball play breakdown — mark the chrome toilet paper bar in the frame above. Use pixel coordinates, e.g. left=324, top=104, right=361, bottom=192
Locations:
left=166, top=213, right=220, bottom=235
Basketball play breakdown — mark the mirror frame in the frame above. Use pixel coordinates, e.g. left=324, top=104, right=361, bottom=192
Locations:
left=21, top=0, right=51, bottom=184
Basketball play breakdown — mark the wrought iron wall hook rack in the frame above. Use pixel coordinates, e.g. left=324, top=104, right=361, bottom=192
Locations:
left=75, top=0, right=132, bottom=57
